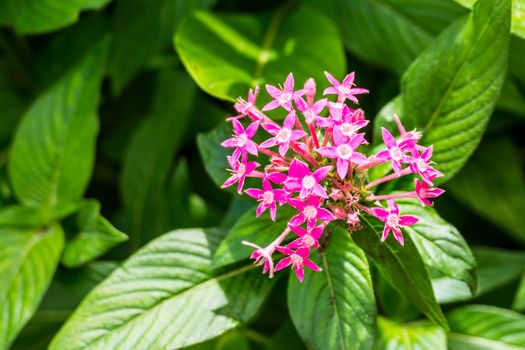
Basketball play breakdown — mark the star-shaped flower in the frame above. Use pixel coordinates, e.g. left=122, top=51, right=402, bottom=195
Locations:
left=323, top=71, right=369, bottom=104
left=263, top=73, right=307, bottom=112
left=371, top=199, right=419, bottom=245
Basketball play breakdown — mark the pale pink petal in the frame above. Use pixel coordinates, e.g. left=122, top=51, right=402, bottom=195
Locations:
left=323, top=87, right=339, bottom=95
left=324, top=71, right=340, bottom=87
left=336, top=158, right=348, bottom=179
left=278, top=143, right=289, bottom=156
left=313, top=183, right=328, bottom=198
left=283, top=111, right=296, bottom=129
left=262, top=100, right=281, bottom=111
left=313, top=165, right=332, bottom=181
left=284, top=73, right=294, bottom=92
left=342, top=72, right=355, bottom=86
left=316, top=146, right=337, bottom=158
left=381, top=128, right=396, bottom=148
left=259, top=138, right=278, bottom=149
left=291, top=130, right=307, bottom=140
left=266, top=84, right=282, bottom=99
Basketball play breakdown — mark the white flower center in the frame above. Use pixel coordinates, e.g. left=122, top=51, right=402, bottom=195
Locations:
left=236, top=163, right=246, bottom=177
left=276, top=128, right=291, bottom=143
left=387, top=214, right=399, bottom=227
left=304, top=205, right=318, bottom=219
left=290, top=253, right=303, bottom=267
left=303, top=234, right=315, bottom=247
left=279, top=92, right=292, bottom=104
left=302, top=175, right=316, bottom=189
left=262, top=191, right=274, bottom=204
left=237, top=134, right=248, bottom=147
left=340, top=123, right=355, bottom=137
left=416, top=158, right=427, bottom=171
left=336, top=144, right=353, bottom=160
left=390, top=146, right=403, bottom=161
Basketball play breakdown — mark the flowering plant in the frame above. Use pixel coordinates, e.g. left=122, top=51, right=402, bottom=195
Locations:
left=221, top=72, right=445, bottom=281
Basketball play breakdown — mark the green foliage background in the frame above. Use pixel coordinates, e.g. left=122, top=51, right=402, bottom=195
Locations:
left=0, top=0, right=525, bottom=349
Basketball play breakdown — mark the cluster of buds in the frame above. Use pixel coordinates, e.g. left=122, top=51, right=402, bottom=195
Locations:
left=221, top=72, right=444, bottom=282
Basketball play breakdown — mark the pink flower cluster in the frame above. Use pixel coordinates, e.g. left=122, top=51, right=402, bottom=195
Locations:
left=221, top=72, right=444, bottom=282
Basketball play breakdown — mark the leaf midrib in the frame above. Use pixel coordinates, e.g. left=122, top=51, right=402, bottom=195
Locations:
left=448, top=332, right=525, bottom=349
left=78, top=264, right=256, bottom=349
left=418, top=2, right=501, bottom=134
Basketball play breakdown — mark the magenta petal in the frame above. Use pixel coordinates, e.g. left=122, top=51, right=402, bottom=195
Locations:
left=259, top=138, right=277, bottom=149
left=289, top=159, right=310, bottom=177
left=399, top=215, right=419, bottom=226
left=375, top=149, right=391, bottom=161
left=290, top=225, right=307, bottom=236
left=245, top=141, right=258, bottom=156
left=311, top=226, right=324, bottom=239
left=221, top=175, right=237, bottom=188
left=324, top=71, right=339, bottom=87
left=371, top=208, right=389, bottom=221
left=313, top=183, right=328, bottom=198
left=323, top=87, right=339, bottom=95
left=221, top=138, right=237, bottom=148
left=283, top=111, right=296, bottom=129
left=269, top=205, right=277, bottom=221
left=381, top=128, right=396, bottom=148
left=255, top=203, right=267, bottom=217
left=351, top=152, right=368, bottom=165
left=313, top=166, right=332, bottom=181
left=295, top=265, right=305, bottom=282
left=278, top=143, right=289, bottom=156
left=262, top=100, right=281, bottom=111
left=245, top=188, right=263, bottom=199
left=232, top=119, right=244, bottom=135
left=267, top=172, right=287, bottom=184
left=387, top=199, right=399, bottom=215
left=381, top=225, right=390, bottom=242
left=274, top=257, right=292, bottom=272
left=290, top=214, right=306, bottom=226
left=245, top=121, right=259, bottom=137
left=317, top=208, right=335, bottom=221
left=336, top=158, right=348, bottom=179
left=303, top=258, right=321, bottom=272
left=317, top=146, right=337, bottom=158
left=342, top=72, right=355, bottom=86
left=332, top=127, right=346, bottom=145
left=266, top=84, right=281, bottom=99
left=295, top=96, right=307, bottom=112
left=392, top=228, right=404, bottom=246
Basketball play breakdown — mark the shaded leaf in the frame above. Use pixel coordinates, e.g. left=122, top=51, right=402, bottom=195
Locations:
left=401, top=0, right=511, bottom=183
left=513, top=273, right=525, bottom=312
left=121, top=69, right=197, bottom=250
left=374, top=316, right=447, bottom=350
left=354, top=215, right=447, bottom=328
left=8, top=37, right=109, bottom=214
left=0, top=0, right=112, bottom=34
left=447, top=138, right=525, bottom=244
left=62, top=200, right=128, bottom=268
left=50, top=228, right=275, bottom=350
left=175, top=5, right=346, bottom=101
left=288, top=227, right=376, bottom=350
left=0, top=225, right=64, bottom=349
left=447, top=305, right=525, bottom=349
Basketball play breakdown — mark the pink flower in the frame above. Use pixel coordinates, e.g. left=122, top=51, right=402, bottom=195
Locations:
left=288, top=196, right=335, bottom=226
left=221, top=120, right=260, bottom=161
left=372, top=199, right=419, bottom=246
left=263, top=73, right=306, bottom=112
left=415, top=179, right=445, bottom=206
left=284, top=159, right=331, bottom=198
left=274, top=247, right=321, bottom=282
left=375, top=128, right=416, bottom=176
left=259, top=111, right=306, bottom=156
left=287, top=224, right=324, bottom=249
left=317, top=132, right=368, bottom=179
left=222, top=155, right=259, bottom=194
left=334, top=108, right=369, bottom=139
left=245, top=178, right=288, bottom=221
left=409, top=146, right=443, bottom=184
left=295, top=97, right=327, bottom=124
left=323, top=71, right=369, bottom=104
left=304, top=77, right=317, bottom=105
left=230, top=86, right=263, bottom=121
left=242, top=241, right=275, bottom=278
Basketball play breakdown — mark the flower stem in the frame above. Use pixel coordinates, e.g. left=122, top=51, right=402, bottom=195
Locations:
left=356, top=158, right=387, bottom=171
left=365, top=168, right=412, bottom=189
left=308, top=123, right=320, bottom=148
left=367, top=192, right=417, bottom=201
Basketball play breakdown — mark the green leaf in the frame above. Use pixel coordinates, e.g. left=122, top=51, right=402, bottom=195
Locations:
left=447, top=305, right=525, bottom=349
left=108, top=0, right=217, bottom=93
left=213, top=206, right=295, bottom=268
left=264, top=321, right=305, bottom=350
left=374, top=316, right=447, bottom=350
left=303, top=0, right=465, bottom=74
left=401, top=0, right=511, bottom=183
left=121, top=69, right=197, bottom=250
left=354, top=215, right=448, bottom=329
left=8, top=37, right=109, bottom=214
left=454, top=0, right=525, bottom=40
left=61, top=200, right=128, bottom=268
left=288, top=227, right=376, bottom=350
left=513, top=273, right=525, bottom=312
left=0, top=203, right=78, bottom=228
left=0, top=0, right=112, bottom=34
left=197, top=122, right=232, bottom=189
left=395, top=199, right=477, bottom=297
left=175, top=5, right=346, bottom=101
left=0, top=225, right=64, bottom=349
left=50, top=228, right=276, bottom=350
left=473, top=247, right=525, bottom=297
left=447, top=138, right=525, bottom=244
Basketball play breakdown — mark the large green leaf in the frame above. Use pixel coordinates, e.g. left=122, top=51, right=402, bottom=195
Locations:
left=447, top=138, right=525, bottom=244
left=454, top=0, right=525, bottom=39
left=197, top=122, right=232, bottom=189
left=513, top=273, right=525, bottom=312
left=50, top=228, right=276, bottom=350
left=0, top=225, right=64, bottom=350
left=108, top=0, right=217, bottom=93
left=61, top=200, right=128, bottom=268
left=8, top=37, right=109, bottom=215
left=0, top=0, right=111, bottom=34
left=354, top=215, right=447, bottom=328
left=288, top=227, right=376, bottom=350
left=175, top=5, right=346, bottom=101
left=447, top=305, right=525, bottom=349
left=396, top=199, right=476, bottom=297
left=401, top=0, right=511, bottom=183
left=303, top=0, right=465, bottom=74
left=213, top=206, right=295, bottom=268
left=374, top=316, right=447, bottom=350
left=121, top=69, right=197, bottom=251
